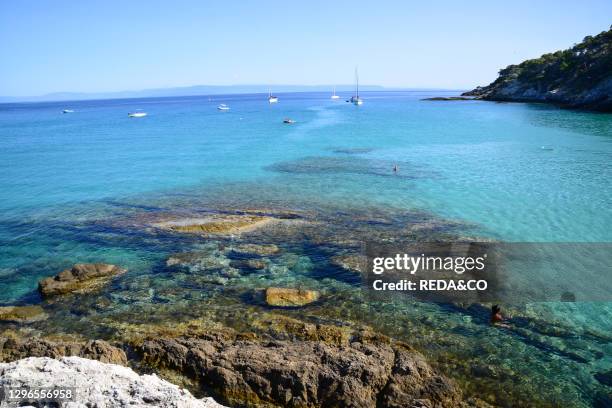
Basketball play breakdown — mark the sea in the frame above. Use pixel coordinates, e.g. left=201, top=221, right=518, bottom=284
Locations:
left=1, top=91, right=610, bottom=406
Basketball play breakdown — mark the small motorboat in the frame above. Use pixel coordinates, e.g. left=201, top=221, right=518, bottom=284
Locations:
left=217, top=104, right=230, bottom=111
left=62, top=109, right=75, bottom=113
left=283, top=118, right=296, bottom=124
left=128, top=110, right=147, bottom=118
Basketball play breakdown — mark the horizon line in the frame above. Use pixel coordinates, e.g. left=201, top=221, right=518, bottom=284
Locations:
left=0, top=85, right=470, bottom=104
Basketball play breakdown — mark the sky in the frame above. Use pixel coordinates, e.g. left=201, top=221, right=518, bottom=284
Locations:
left=1, top=0, right=611, bottom=96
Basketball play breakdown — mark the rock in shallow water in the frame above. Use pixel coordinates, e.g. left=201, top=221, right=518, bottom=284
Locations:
left=0, top=305, right=47, bottom=323
left=38, top=263, right=126, bottom=298
left=0, top=356, right=225, bottom=407
left=265, top=287, right=320, bottom=307
left=154, top=214, right=276, bottom=236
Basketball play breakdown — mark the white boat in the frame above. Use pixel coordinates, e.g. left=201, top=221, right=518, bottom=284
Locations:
left=350, top=67, right=363, bottom=105
left=331, top=86, right=340, bottom=99
left=128, top=110, right=147, bottom=118
left=217, top=104, right=230, bottom=111
left=283, top=118, right=296, bottom=124
left=268, top=88, right=278, bottom=103
left=62, top=109, right=75, bottom=113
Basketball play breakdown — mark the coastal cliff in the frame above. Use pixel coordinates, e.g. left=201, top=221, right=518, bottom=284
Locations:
left=463, top=26, right=612, bottom=111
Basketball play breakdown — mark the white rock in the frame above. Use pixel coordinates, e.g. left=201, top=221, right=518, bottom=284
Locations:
left=0, top=356, right=226, bottom=407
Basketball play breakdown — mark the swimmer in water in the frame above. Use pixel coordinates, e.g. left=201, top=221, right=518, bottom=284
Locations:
left=393, top=164, right=399, bottom=173
left=490, top=304, right=503, bottom=324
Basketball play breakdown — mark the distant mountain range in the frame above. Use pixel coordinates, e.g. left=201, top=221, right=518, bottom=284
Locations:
left=0, top=84, right=403, bottom=103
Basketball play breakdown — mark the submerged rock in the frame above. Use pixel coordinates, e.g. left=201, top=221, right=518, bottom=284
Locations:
left=231, top=243, right=280, bottom=256
left=38, top=263, right=126, bottom=298
left=0, top=305, right=47, bottom=323
left=0, top=356, right=225, bottom=407
left=229, top=258, right=269, bottom=270
left=595, top=369, right=612, bottom=387
left=139, top=335, right=465, bottom=408
left=154, top=214, right=276, bottom=236
left=330, top=254, right=366, bottom=274
left=167, top=250, right=230, bottom=272
left=265, top=287, right=320, bottom=307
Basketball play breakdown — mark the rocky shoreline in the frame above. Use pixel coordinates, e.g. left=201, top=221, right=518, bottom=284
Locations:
left=0, top=208, right=490, bottom=407
left=0, top=208, right=480, bottom=407
left=1, top=205, right=609, bottom=407
left=0, top=328, right=482, bottom=407
left=463, top=27, right=612, bottom=112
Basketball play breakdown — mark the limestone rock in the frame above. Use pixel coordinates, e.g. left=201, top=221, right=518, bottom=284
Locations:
left=0, top=356, right=225, bottom=407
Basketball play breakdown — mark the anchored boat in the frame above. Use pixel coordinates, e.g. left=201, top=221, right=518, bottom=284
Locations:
left=128, top=110, right=147, bottom=118
left=350, top=67, right=363, bottom=105
left=268, top=88, right=278, bottom=103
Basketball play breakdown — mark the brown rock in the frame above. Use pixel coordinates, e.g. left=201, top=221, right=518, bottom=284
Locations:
left=265, top=287, right=319, bottom=307
left=0, top=337, right=127, bottom=365
left=79, top=339, right=128, bottom=365
left=0, top=305, right=47, bottom=323
left=38, top=263, right=126, bottom=298
left=138, top=335, right=465, bottom=408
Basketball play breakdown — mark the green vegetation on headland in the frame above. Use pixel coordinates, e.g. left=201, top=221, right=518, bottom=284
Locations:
left=464, top=26, right=612, bottom=111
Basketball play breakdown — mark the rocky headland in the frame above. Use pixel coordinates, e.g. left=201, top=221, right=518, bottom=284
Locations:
left=463, top=26, right=612, bottom=111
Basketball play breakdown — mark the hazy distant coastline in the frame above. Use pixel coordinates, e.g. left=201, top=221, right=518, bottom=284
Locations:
left=0, top=85, right=466, bottom=104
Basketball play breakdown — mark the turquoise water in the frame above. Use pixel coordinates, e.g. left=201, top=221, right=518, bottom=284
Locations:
left=1, top=91, right=611, bottom=406
left=2, top=92, right=610, bottom=241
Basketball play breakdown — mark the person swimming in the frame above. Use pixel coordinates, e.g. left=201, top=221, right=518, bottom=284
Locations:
left=490, top=304, right=503, bottom=324
left=393, top=164, right=399, bottom=173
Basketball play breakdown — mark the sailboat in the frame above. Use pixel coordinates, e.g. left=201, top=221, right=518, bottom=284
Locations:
left=268, top=88, right=278, bottom=103
left=350, top=67, right=363, bottom=105
left=331, top=86, right=340, bottom=99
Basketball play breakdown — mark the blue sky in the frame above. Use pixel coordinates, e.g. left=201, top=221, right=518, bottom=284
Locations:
left=1, top=0, right=610, bottom=96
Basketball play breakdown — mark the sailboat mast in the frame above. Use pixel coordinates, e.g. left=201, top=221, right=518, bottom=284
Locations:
left=355, top=67, right=359, bottom=97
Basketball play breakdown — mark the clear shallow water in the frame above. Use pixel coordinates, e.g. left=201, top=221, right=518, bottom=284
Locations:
left=1, top=92, right=611, bottom=406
